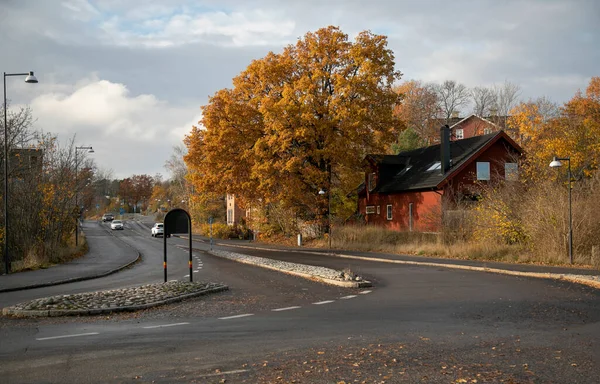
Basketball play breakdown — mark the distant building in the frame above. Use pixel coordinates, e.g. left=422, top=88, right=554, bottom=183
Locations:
left=8, top=147, right=43, bottom=179
left=226, top=194, right=246, bottom=226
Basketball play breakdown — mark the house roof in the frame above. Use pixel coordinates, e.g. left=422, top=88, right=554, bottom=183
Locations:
left=365, top=131, right=522, bottom=194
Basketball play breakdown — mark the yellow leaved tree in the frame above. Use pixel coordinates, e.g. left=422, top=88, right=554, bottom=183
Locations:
left=185, top=26, right=402, bottom=231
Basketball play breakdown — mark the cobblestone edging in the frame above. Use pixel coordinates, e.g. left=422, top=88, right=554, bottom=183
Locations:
left=207, top=250, right=372, bottom=288
left=2, top=281, right=229, bottom=318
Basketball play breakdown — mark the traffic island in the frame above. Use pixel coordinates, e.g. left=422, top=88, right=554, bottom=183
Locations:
left=1, top=281, right=228, bottom=318
left=207, top=249, right=372, bottom=288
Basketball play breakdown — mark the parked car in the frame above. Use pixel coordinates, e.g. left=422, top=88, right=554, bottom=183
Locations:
left=110, top=220, right=124, bottom=230
left=151, top=223, right=170, bottom=237
left=102, top=213, right=114, bottom=222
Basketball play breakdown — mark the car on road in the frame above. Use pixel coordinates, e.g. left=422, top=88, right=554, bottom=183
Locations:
left=102, top=213, right=115, bottom=222
left=110, top=220, right=124, bottom=230
left=151, top=223, right=170, bottom=237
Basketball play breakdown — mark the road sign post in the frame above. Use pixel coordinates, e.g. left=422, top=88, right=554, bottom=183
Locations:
left=208, top=216, right=213, bottom=251
left=163, top=208, right=193, bottom=283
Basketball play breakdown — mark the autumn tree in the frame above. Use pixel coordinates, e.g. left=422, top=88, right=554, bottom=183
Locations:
left=435, top=80, right=470, bottom=123
left=494, top=80, right=521, bottom=117
left=185, top=26, right=402, bottom=230
left=471, top=86, right=497, bottom=116
left=393, top=80, right=438, bottom=142
left=508, top=77, right=600, bottom=181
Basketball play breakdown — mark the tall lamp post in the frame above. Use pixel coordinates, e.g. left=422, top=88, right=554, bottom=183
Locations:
left=318, top=165, right=332, bottom=250
left=3, top=71, right=38, bottom=274
left=75, top=146, right=94, bottom=246
left=549, top=156, right=573, bottom=264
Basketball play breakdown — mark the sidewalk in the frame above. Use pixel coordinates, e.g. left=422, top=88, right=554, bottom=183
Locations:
left=0, top=221, right=140, bottom=293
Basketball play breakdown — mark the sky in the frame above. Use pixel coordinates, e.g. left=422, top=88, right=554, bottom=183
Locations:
left=1, top=0, right=598, bottom=179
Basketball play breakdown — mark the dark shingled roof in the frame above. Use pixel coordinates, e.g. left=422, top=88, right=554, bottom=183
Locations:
left=366, top=131, right=507, bottom=193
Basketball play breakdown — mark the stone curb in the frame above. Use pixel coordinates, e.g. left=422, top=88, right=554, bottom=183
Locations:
left=0, top=224, right=142, bottom=293
left=205, top=250, right=371, bottom=288
left=2, top=284, right=229, bottom=318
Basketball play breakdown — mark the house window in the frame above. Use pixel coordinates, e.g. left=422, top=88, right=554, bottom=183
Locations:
left=227, top=209, right=233, bottom=224
left=455, top=129, right=464, bottom=139
left=376, top=206, right=380, bottom=215
left=484, top=127, right=492, bottom=134
left=368, top=172, right=376, bottom=191
left=366, top=206, right=376, bottom=215
left=505, top=162, right=518, bottom=181
left=386, top=205, right=392, bottom=220
left=476, top=162, right=490, bottom=180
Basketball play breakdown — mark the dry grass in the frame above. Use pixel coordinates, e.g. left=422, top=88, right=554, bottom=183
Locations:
left=308, top=224, right=563, bottom=266
left=11, top=233, right=89, bottom=272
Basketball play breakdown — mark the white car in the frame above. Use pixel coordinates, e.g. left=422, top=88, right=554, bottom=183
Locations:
left=110, top=220, right=124, bottom=230
left=151, top=223, right=170, bottom=237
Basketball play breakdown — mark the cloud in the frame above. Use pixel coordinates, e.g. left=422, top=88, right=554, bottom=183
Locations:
left=99, top=9, right=297, bottom=47
left=29, top=77, right=198, bottom=178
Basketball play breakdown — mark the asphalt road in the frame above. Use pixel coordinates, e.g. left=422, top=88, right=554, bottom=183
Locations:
left=1, top=219, right=599, bottom=383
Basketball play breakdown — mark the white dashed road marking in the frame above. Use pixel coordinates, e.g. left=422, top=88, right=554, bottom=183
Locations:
left=142, top=322, right=190, bottom=329
left=313, top=300, right=335, bottom=305
left=271, top=306, right=301, bottom=312
left=169, top=280, right=177, bottom=282
left=340, top=295, right=357, bottom=300
left=37, top=332, right=99, bottom=341
left=219, top=314, right=254, bottom=320
left=184, top=274, right=189, bottom=278
left=193, top=270, right=199, bottom=273
left=359, top=290, right=372, bottom=294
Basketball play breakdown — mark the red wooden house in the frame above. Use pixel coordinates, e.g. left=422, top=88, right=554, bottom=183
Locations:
left=357, top=126, right=522, bottom=232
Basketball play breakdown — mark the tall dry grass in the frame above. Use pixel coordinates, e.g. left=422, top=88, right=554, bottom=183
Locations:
left=321, top=224, right=525, bottom=263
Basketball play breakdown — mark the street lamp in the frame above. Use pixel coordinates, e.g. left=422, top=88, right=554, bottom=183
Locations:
left=318, top=187, right=331, bottom=250
left=549, top=156, right=573, bottom=264
left=75, top=146, right=94, bottom=246
left=3, top=71, right=38, bottom=274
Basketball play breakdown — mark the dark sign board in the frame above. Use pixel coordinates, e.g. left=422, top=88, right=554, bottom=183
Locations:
left=164, top=208, right=190, bottom=235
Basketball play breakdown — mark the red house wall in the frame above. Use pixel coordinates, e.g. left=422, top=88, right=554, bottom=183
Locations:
left=447, top=138, right=519, bottom=189
left=453, top=117, right=497, bottom=140
left=358, top=190, right=443, bottom=232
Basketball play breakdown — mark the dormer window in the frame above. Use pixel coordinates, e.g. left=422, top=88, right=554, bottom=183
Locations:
left=368, top=172, right=376, bottom=191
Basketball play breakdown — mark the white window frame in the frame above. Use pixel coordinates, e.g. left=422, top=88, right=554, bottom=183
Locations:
left=505, top=162, right=518, bottom=181
left=376, top=205, right=381, bottom=215
left=368, top=172, right=376, bottom=191
left=386, top=205, right=392, bottom=220
left=476, top=162, right=490, bottom=180
left=455, top=128, right=464, bottom=139
left=366, top=205, right=376, bottom=215
left=484, top=127, right=492, bottom=135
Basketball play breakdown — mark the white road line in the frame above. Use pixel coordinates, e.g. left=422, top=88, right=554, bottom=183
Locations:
left=271, top=306, right=301, bottom=312
left=193, top=270, right=199, bottom=273
left=340, top=295, right=357, bottom=300
left=359, top=290, right=372, bottom=294
left=198, top=369, right=250, bottom=378
left=142, top=322, right=190, bottom=329
left=184, top=274, right=189, bottom=278
left=313, top=300, right=335, bottom=305
left=218, top=314, right=254, bottom=320
left=169, top=279, right=177, bottom=282
left=36, top=332, right=99, bottom=341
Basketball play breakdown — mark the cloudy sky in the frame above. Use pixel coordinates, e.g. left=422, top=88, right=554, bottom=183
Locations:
left=1, top=0, right=598, bottom=178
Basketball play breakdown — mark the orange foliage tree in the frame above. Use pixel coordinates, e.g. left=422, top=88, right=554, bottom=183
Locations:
left=509, top=77, right=600, bottom=181
left=185, top=26, right=402, bottom=224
